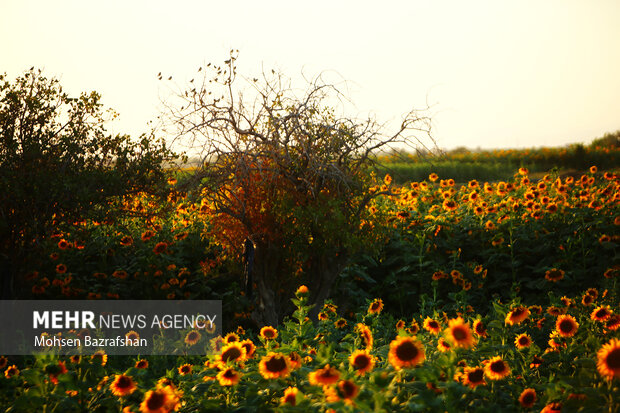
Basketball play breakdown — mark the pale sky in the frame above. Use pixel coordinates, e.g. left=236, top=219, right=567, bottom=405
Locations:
left=2, top=0, right=619, bottom=150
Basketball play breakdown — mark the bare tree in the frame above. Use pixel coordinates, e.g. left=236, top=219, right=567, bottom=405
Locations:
left=162, top=51, right=433, bottom=326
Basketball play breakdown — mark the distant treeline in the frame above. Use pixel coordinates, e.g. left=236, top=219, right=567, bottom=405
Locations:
left=376, top=130, right=620, bottom=183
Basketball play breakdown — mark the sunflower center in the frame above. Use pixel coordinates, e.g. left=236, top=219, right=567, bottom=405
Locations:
left=559, top=320, right=574, bottom=333
left=340, top=381, right=357, bottom=398
left=468, top=369, right=483, bottom=383
left=452, top=327, right=467, bottom=341
left=596, top=309, right=609, bottom=319
left=242, top=344, right=254, bottom=356
left=607, top=348, right=620, bottom=370
left=354, top=355, right=370, bottom=369
left=396, top=340, right=419, bottom=361
left=519, top=337, right=529, bottom=345
left=221, top=347, right=242, bottom=362
left=521, top=392, right=535, bottom=404
left=265, top=356, right=287, bottom=373
left=319, top=369, right=336, bottom=379
left=490, top=360, right=506, bottom=373
left=284, top=394, right=296, bottom=405
left=117, top=376, right=131, bottom=388
left=146, top=392, right=166, bottom=409
left=223, top=369, right=235, bottom=378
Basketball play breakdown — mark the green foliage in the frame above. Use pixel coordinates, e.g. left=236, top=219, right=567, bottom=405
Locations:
left=0, top=69, right=174, bottom=296
left=377, top=141, right=620, bottom=183
left=335, top=168, right=619, bottom=318
left=590, top=130, right=620, bottom=149
left=1, top=286, right=618, bottom=412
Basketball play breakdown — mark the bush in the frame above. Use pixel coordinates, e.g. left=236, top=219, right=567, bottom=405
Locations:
left=0, top=69, right=174, bottom=297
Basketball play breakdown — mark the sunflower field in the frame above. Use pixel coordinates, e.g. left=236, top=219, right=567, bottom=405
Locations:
left=1, top=165, right=619, bottom=412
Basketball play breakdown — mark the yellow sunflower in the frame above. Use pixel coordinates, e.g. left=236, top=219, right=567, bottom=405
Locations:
left=153, top=242, right=167, bottom=255
left=280, top=386, right=299, bottom=406
left=308, top=364, right=340, bottom=386
left=484, top=356, right=510, bottom=380
left=139, top=386, right=179, bottom=413
left=606, top=314, right=620, bottom=331
left=349, top=349, right=375, bottom=376
left=368, top=298, right=384, bottom=315
left=177, top=364, right=192, bottom=376
left=519, top=388, right=537, bottom=408
left=505, top=306, right=530, bottom=325
left=423, top=317, right=441, bottom=335
left=444, top=317, right=476, bottom=349
left=4, top=365, right=19, bottom=378
left=110, top=374, right=137, bottom=397
left=555, top=314, right=579, bottom=338
left=215, top=342, right=246, bottom=367
left=240, top=339, right=257, bottom=359
left=544, top=268, right=564, bottom=282
left=515, top=333, right=532, bottom=350
left=338, top=379, right=359, bottom=402
left=288, top=351, right=302, bottom=370
left=125, top=330, right=140, bottom=344
left=437, top=338, right=452, bottom=353
left=259, top=326, right=278, bottom=341
left=258, top=352, right=291, bottom=379
left=216, top=367, right=242, bottom=386
left=355, top=323, right=374, bottom=350
left=388, top=336, right=425, bottom=369
left=596, top=338, right=620, bottom=380
left=461, top=366, right=485, bottom=389
left=591, top=305, right=612, bottom=322
left=335, top=318, right=348, bottom=329
left=91, top=350, right=108, bottom=366
left=581, top=293, right=595, bottom=306
left=220, top=332, right=238, bottom=344
left=473, top=319, right=487, bottom=337
left=184, top=330, right=201, bottom=346
left=135, top=359, right=148, bottom=369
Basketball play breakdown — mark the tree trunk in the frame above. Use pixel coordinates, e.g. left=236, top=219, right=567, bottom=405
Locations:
left=249, top=241, right=349, bottom=327
left=250, top=241, right=281, bottom=327
left=307, top=251, right=348, bottom=321
left=0, top=254, right=14, bottom=300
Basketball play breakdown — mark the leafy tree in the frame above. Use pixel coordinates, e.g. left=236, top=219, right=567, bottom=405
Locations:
left=164, top=52, right=433, bottom=325
left=590, top=130, right=620, bottom=148
left=0, top=69, right=174, bottom=298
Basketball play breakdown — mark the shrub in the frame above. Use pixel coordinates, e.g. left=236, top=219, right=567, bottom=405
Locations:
left=0, top=69, right=174, bottom=297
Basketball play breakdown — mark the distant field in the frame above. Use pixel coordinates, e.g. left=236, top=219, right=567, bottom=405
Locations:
left=376, top=139, right=620, bottom=183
